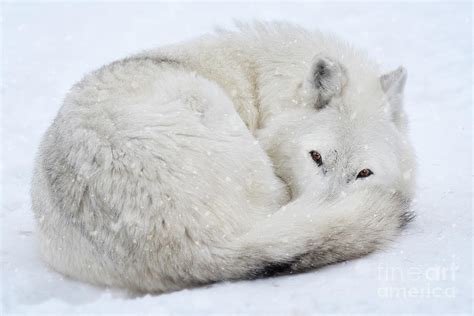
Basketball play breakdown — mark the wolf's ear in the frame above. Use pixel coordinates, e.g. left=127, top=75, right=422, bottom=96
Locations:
left=380, top=66, right=407, bottom=128
left=305, top=57, right=347, bottom=109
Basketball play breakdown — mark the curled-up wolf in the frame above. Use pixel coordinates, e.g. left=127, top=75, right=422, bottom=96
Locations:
left=31, top=23, right=416, bottom=293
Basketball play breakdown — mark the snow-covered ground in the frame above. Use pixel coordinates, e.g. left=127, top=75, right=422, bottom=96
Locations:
left=1, top=1, right=472, bottom=314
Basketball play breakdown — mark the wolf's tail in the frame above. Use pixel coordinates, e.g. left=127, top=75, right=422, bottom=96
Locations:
left=218, top=186, right=413, bottom=280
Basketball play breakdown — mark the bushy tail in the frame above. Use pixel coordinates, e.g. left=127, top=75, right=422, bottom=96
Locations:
left=222, top=186, right=413, bottom=280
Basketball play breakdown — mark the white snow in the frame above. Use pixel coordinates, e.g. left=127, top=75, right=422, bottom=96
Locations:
left=1, top=1, right=472, bottom=314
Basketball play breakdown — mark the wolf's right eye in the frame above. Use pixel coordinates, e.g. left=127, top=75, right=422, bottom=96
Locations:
left=357, top=169, right=373, bottom=179
left=309, top=151, right=323, bottom=166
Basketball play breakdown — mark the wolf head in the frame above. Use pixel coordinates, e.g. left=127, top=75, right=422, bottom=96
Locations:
left=257, top=56, right=416, bottom=203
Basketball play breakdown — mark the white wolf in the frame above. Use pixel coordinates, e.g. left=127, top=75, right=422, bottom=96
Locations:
left=31, top=23, right=416, bottom=293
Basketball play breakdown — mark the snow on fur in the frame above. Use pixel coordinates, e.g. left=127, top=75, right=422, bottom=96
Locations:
left=30, top=22, right=415, bottom=293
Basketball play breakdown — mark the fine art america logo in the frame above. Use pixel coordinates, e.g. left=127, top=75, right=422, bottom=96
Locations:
left=377, top=255, right=458, bottom=299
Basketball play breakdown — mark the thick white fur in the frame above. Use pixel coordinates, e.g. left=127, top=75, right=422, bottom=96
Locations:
left=31, top=23, right=415, bottom=293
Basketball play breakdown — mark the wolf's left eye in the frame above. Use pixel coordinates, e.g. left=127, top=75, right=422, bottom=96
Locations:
left=309, top=151, right=323, bottom=166
left=357, top=169, right=373, bottom=179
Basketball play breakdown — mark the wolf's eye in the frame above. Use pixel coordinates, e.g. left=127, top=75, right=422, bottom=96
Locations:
left=309, top=151, right=323, bottom=166
left=357, top=169, right=373, bottom=179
